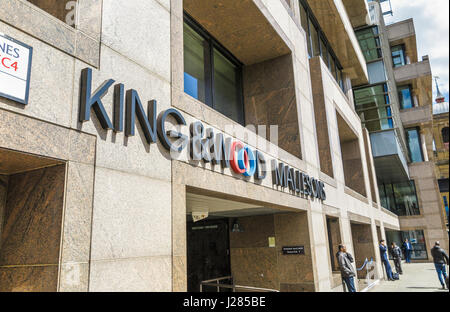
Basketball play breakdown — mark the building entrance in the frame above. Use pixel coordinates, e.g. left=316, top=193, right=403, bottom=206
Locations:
left=187, top=218, right=231, bottom=292
left=185, top=191, right=315, bottom=292
left=0, top=148, right=65, bottom=291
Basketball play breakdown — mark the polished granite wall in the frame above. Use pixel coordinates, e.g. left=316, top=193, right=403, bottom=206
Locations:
left=229, top=212, right=314, bottom=292
left=350, top=223, right=376, bottom=279
left=243, top=54, right=302, bottom=159
left=309, top=57, right=334, bottom=178
left=0, top=165, right=65, bottom=291
left=0, top=175, right=7, bottom=248
left=27, top=0, right=76, bottom=25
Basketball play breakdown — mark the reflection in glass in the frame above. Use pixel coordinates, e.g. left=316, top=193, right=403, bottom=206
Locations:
left=379, top=180, right=420, bottom=216
left=398, top=85, right=413, bottom=109
left=391, top=45, right=406, bottom=68
left=309, top=20, right=320, bottom=57
left=356, top=26, right=382, bottom=62
left=183, top=23, right=206, bottom=103
left=406, top=128, right=424, bottom=162
left=385, top=229, right=428, bottom=260
left=354, top=84, right=394, bottom=131
left=213, top=48, right=243, bottom=125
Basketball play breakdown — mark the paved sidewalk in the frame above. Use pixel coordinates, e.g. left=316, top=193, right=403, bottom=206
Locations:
left=369, top=262, right=449, bottom=292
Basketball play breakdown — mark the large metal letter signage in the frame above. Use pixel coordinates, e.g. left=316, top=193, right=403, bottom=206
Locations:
left=79, top=68, right=114, bottom=129
left=78, top=68, right=327, bottom=202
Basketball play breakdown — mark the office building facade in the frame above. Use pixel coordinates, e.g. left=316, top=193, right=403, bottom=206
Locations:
left=0, top=0, right=442, bottom=292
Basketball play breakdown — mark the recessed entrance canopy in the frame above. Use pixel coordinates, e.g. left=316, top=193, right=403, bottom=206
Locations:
left=187, top=193, right=284, bottom=219
left=0, top=148, right=63, bottom=175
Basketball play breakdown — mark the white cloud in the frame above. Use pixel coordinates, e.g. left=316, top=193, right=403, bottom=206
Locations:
left=383, top=0, right=449, bottom=101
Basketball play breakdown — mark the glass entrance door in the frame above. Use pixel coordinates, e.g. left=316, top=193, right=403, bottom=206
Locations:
left=187, top=218, right=231, bottom=292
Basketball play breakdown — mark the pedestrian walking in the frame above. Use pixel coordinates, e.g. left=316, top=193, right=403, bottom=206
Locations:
left=390, top=242, right=403, bottom=275
left=430, top=241, right=449, bottom=290
left=379, top=240, right=395, bottom=281
left=402, top=239, right=413, bottom=263
left=337, top=244, right=357, bottom=292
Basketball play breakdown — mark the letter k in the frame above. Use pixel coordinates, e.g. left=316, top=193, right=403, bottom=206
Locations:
left=79, top=68, right=115, bottom=129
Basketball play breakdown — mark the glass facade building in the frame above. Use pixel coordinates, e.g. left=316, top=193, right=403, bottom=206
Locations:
left=354, top=83, right=393, bottom=132
left=379, top=180, right=420, bottom=216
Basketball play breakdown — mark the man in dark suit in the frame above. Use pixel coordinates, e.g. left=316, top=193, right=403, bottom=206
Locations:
left=402, top=239, right=413, bottom=263
left=390, top=242, right=403, bottom=274
left=380, top=240, right=395, bottom=281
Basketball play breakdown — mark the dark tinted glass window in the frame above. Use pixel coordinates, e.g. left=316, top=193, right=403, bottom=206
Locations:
left=442, top=127, right=449, bottom=143
left=406, top=128, right=424, bottom=162
left=184, top=22, right=206, bottom=102
left=379, top=181, right=420, bottom=216
left=354, top=84, right=393, bottom=131
left=183, top=15, right=244, bottom=125
left=213, top=48, right=243, bottom=125
left=356, top=26, right=382, bottom=62
left=309, top=20, right=320, bottom=57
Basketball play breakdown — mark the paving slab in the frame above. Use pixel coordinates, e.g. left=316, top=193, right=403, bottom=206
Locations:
left=369, top=262, right=449, bottom=292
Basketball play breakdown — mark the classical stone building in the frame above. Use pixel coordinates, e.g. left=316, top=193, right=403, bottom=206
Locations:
left=432, top=82, right=449, bottom=232
left=0, top=0, right=430, bottom=292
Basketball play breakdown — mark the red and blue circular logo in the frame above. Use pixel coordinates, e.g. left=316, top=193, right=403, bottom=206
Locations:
left=230, top=141, right=256, bottom=177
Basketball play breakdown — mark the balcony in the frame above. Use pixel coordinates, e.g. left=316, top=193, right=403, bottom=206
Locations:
left=400, top=105, right=432, bottom=127
left=387, top=19, right=418, bottom=63
left=342, top=0, right=371, bottom=28
left=395, top=58, right=433, bottom=110
left=370, top=130, right=410, bottom=184
left=394, top=58, right=431, bottom=84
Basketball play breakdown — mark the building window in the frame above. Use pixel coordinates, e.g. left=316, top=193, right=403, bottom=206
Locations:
left=367, top=60, right=386, bottom=84
left=356, top=26, right=382, bottom=62
left=401, top=230, right=428, bottom=260
left=405, top=127, right=424, bottom=162
left=27, top=0, right=78, bottom=27
left=379, top=180, right=420, bottom=216
left=398, top=85, right=414, bottom=109
left=183, top=14, right=244, bottom=125
left=299, top=0, right=344, bottom=91
left=391, top=45, right=407, bottom=68
left=386, top=230, right=428, bottom=260
left=354, top=83, right=394, bottom=131
left=442, top=127, right=449, bottom=149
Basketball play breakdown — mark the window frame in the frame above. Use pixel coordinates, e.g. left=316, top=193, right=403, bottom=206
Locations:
left=405, top=127, right=425, bottom=163
left=355, top=25, right=383, bottom=63
left=299, top=0, right=344, bottom=91
left=398, top=85, right=414, bottom=109
left=183, top=12, right=245, bottom=125
left=379, top=180, right=421, bottom=216
left=391, top=44, right=407, bottom=68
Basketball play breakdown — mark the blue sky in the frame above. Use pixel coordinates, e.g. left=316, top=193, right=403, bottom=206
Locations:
left=382, top=0, right=449, bottom=102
